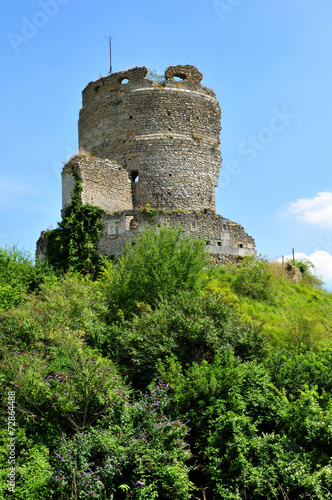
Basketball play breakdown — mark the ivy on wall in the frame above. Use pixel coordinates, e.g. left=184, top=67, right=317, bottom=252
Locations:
left=46, top=173, right=103, bottom=274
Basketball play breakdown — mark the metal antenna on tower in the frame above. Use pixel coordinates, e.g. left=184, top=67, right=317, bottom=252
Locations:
left=104, top=33, right=116, bottom=75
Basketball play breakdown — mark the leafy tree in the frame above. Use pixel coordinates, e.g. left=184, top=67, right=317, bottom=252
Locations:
left=0, top=246, right=35, bottom=311
left=99, top=225, right=207, bottom=319
left=103, top=289, right=267, bottom=389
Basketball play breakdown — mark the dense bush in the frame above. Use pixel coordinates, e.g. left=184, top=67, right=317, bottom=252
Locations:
left=99, top=225, right=207, bottom=319
left=103, top=290, right=267, bottom=389
left=51, top=382, right=193, bottom=499
left=1, top=231, right=332, bottom=499
left=267, top=348, right=332, bottom=398
left=157, top=355, right=332, bottom=499
left=0, top=427, right=53, bottom=500
left=2, top=349, right=127, bottom=438
left=292, top=258, right=323, bottom=287
left=0, top=246, right=36, bottom=311
left=232, top=255, right=276, bottom=301
left=0, top=272, right=108, bottom=355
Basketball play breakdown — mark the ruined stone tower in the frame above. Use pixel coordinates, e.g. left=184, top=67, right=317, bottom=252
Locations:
left=38, top=65, right=256, bottom=260
left=78, top=65, right=221, bottom=212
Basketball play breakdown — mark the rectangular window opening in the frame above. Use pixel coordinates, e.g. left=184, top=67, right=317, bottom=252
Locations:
left=125, top=215, right=134, bottom=230
left=131, top=171, right=139, bottom=182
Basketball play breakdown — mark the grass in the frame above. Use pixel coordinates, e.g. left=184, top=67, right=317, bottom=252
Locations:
left=76, top=149, right=95, bottom=161
left=205, top=260, right=332, bottom=351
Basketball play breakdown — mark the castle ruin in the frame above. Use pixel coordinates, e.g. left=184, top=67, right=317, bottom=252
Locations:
left=38, top=65, right=256, bottom=261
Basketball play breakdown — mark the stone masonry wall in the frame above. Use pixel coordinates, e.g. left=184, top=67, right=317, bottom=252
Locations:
left=96, top=209, right=256, bottom=258
left=62, top=155, right=133, bottom=213
left=36, top=64, right=257, bottom=263
left=78, top=65, right=221, bottom=211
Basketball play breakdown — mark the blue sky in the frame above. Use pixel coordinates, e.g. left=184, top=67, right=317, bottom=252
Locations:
left=1, top=0, right=332, bottom=288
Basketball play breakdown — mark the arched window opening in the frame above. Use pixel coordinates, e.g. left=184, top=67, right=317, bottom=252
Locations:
left=174, top=75, right=185, bottom=82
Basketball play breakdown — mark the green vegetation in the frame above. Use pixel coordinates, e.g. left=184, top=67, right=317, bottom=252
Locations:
left=146, top=69, right=165, bottom=87
left=207, top=255, right=331, bottom=351
left=46, top=174, right=103, bottom=275
left=0, top=246, right=52, bottom=312
left=99, top=225, right=207, bottom=320
left=0, top=246, right=35, bottom=312
left=1, top=231, right=332, bottom=499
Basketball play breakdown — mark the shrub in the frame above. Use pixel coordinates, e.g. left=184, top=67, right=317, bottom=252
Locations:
left=232, top=256, right=276, bottom=301
left=103, top=289, right=267, bottom=389
left=0, top=272, right=108, bottom=354
left=146, top=68, right=165, bottom=87
left=99, top=226, right=207, bottom=319
left=292, top=258, right=323, bottom=287
left=0, top=246, right=35, bottom=311
left=0, top=427, right=53, bottom=500
left=158, top=357, right=332, bottom=499
left=1, top=346, right=128, bottom=443
left=51, top=381, right=193, bottom=500
left=267, top=348, right=332, bottom=398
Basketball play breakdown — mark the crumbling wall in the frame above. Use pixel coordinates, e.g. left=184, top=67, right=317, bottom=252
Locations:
left=36, top=64, right=257, bottom=263
left=62, top=155, right=133, bottom=214
left=78, top=65, right=221, bottom=211
left=96, top=209, right=256, bottom=258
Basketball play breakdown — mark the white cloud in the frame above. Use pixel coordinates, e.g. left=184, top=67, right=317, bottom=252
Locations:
left=276, top=251, right=332, bottom=288
left=286, top=191, right=332, bottom=227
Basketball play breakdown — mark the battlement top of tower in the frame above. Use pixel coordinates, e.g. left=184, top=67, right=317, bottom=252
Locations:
left=81, top=65, right=217, bottom=106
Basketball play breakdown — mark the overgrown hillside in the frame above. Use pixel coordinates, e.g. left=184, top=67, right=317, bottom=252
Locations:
left=1, top=229, right=332, bottom=499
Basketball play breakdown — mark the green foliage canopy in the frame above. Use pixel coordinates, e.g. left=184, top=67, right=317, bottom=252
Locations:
left=1, top=228, right=332, bottom=498
left=99, top=225, right=207, bottom=319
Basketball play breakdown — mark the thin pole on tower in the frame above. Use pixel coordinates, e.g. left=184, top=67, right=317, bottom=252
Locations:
left=104, top=33, right=116, bottom=75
